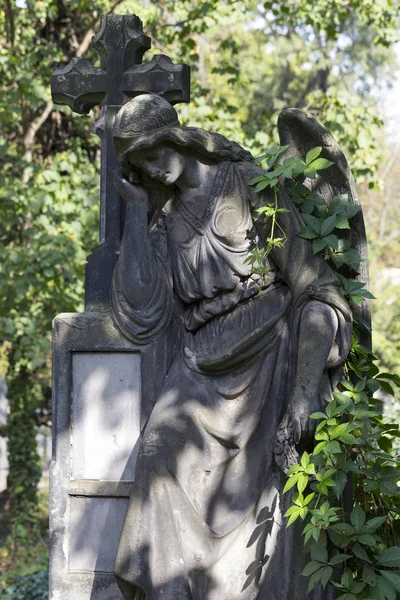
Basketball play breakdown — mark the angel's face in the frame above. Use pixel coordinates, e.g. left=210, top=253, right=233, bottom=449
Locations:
left=128, top=144, right=185, bottom=186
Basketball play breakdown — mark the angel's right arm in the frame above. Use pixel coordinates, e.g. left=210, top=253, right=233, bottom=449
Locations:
left=117, top=199, right=160, bottom=309
left=111, top=174, right=174, bottom=344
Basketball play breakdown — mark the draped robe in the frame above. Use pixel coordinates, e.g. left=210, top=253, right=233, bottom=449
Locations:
left=111, top=159, right=352, bottom=600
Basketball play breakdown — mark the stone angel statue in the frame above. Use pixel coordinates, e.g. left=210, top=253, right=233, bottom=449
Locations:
left=110, top=93, right=362, bottom=600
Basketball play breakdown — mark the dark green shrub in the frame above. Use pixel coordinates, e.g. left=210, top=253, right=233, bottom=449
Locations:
left=1, top=569, right=48, bottom=600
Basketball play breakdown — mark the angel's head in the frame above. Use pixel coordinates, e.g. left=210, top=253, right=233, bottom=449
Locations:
left=113, top=93, right=253, bottom=183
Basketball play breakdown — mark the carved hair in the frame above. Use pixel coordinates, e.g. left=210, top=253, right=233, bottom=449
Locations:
left=114, top=94, right=180, bottom=139
left=113, top=93, right=253, bottom=166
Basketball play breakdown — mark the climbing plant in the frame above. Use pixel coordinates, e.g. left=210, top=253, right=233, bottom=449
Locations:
left=250, top=146, right=400, bottom=599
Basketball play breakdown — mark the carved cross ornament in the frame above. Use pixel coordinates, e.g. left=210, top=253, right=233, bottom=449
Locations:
left=51, top=15, right=190, bottom=309
left=51, top=15, right=190, bottom=112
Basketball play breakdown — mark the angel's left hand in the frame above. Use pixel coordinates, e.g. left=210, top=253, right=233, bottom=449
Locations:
left=276, top=389, right=321, bottom=444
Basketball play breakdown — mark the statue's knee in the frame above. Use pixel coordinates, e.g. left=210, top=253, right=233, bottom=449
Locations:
left=302, top=300, right=338, bottom=335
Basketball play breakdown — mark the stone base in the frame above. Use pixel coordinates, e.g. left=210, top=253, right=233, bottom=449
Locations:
left=50, top=312, right=170, bottom=600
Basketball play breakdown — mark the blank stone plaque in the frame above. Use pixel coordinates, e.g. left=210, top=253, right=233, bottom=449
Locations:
left=69, top=496, right=128, bottom=572
left=72, top=352, right=141, bottom=481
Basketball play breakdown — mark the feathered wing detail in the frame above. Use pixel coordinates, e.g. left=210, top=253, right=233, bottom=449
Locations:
left=277, top=107, right=371, bottom=350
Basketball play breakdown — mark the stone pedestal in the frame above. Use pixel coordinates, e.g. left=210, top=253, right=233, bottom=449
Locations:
left=50, top=312, right=170, bottom=600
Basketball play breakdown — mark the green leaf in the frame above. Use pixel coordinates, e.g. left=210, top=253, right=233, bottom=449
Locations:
left=378, top=570, right=400, bottom=592
left=340, top=380, right=355, bottom=392
left=302, top=214, right=321, bottom=234
left=335, top=214, right=350, bottom=229
left=350, top=294, right=364, bottom=306
left=379, top=381, right=395, bottom=396
left=310, top=412, right=328, bottom=420
left=329, top=528, right=351, bottom=550
left=326, top=441, right=342, bottom=453
left=324, top=233, right=340, bottom=249
left=371, top=575, right=397, bottom=600
left=297, top=473, right=309, bottom=494
left=320, top=566, right=333, bottom=588
left=350, top=505, right=366, bottom=530
left=332, top=470, right=347, bottom=500
left=381, top=468, right=400, bottom=481
left=377, top=372, right=400, bottom=387
left=311, top=544, right=328, bottom=563
left=286, top=509, right=301, bottom=526
left=300, top=451, right=310, bottom=469
left=287, top=464, right=303, bottom=474
left=331, top=523, right=355, bottom=535
left=285, top=505, right=299, bottom=517
left=308, top=157, right=335, bottom=171
left=363, top=516, right=387, bottom=532
left=330, top=554, right=350, bottom=565
left=298, top=227, right=318, bottom=240
left=358, top=534, right=378, bottom=547
left=342, top=204, right=361, bottom=218
left=306, top=147, right=322, bottom=165
left=339, top=433, right=359, bottom=445
left=313, top=441, right=328, bottom=455
left=331, top=423, right=351, bottom=440
left=352, top=542, right=371, bottom=562
left=307, top=568, right=324, bottom=593
left=312, top=238, right=327, bottom=254
left=283, top=472, right=301, bottom=494
left=299, top=506, right=309, bottom=519
left=331, top=193, right=350, bottom=207
left=249, top=175, right=267, bottom=185
left=376, top=547, right=400, bottom=568
left=351, top=581, right=366, bottom=593
left=255, top=180, right=270, bottom=192
left=301, top=560, right=324, bottom=576
left=378, top=480, right=400, bottom=496
left=362, top=564, right=376, bottom=587
left=320, top=214, right=337, bottom=236
left=341, top=569, right=354, bottom=590
left=303, top=167, right=317, bottom=179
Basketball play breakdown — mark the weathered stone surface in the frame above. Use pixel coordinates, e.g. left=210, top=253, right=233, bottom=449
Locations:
left=71, top=352, right=141, bottom=481
left=50, top=312, right=172, bottom=600
left=70, top=496, right=129, bottom=572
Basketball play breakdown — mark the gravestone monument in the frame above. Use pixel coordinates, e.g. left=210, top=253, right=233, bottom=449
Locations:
left=51, top=13, right=368, bottom=600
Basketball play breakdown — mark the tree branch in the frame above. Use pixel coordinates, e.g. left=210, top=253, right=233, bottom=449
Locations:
left=4, top=0, right=15, bottom=47
left=75, top=28, right=95, bottom=58
left=23, top=101, right=54, bottom=164
left=107, top=0, right=126, bottom=15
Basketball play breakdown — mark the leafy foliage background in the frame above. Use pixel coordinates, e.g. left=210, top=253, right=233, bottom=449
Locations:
left=0, top=0, right=399, bottom=592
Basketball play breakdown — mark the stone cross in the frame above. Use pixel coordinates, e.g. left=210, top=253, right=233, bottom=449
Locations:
left=51, top=14, right=190, bottom=310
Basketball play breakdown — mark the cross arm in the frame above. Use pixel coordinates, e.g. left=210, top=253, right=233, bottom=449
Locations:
left=123, top=55, right=190, bottom=105
left=51, top=57, right=107, bottom=114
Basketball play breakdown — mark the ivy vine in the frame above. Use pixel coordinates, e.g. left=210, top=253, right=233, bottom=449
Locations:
left=250, top=146, right=400, bottom=600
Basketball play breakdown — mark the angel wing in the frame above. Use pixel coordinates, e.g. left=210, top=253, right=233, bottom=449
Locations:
left=277, top=108, right=371, bottom=351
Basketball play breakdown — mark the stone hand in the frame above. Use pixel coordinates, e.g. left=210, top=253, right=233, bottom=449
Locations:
left=114, top=168, right=148, bottom=205
left=277, top=391, right=321, bottom=444
left=273, top=390, right=321, bottom=472
left=277, top=390, right=320, bottom=445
